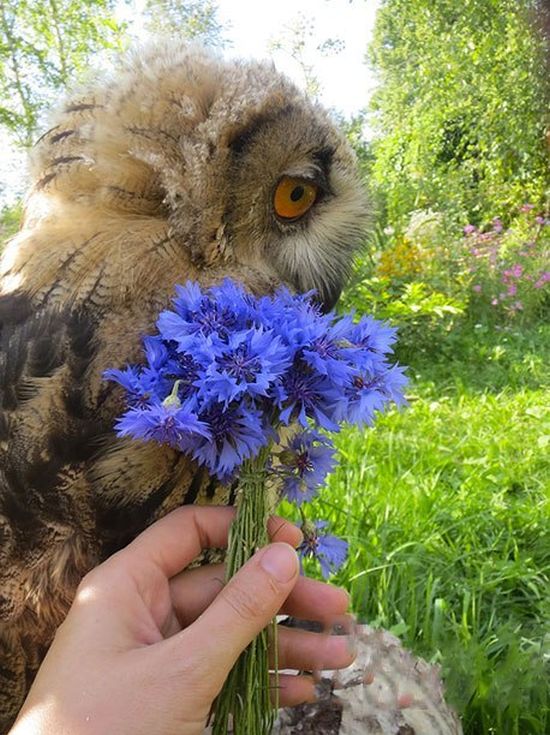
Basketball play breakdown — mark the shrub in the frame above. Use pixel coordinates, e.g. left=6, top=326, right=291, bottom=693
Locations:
left=461, top=205, right=550, bottom=322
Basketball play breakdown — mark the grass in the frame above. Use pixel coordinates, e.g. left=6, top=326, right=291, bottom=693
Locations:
left=289, top=321, right=550, bottom=734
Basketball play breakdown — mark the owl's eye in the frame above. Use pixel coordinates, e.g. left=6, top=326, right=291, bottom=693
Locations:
left=273, top=176, right=318, bottom=220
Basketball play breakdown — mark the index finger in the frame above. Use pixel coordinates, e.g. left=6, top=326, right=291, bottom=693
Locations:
left=117, top=506, right=302, bottom=579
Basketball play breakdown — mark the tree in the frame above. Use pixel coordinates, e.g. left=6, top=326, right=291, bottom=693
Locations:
left=142, top=0, right=226, bottom=46
left=269, top=14, right=345, bottom=100
left=0, top=0, right=125, bottom=147
left=368, top=0, right=550, bottom=226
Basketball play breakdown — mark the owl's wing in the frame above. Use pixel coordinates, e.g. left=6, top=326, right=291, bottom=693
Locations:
left=0, top=289, right=228, bottom=604
left=0, top=290, right=107, bottom=616
left=0, top=290, right=106, bottom=730
left=0, top=288, right=229, bottom=731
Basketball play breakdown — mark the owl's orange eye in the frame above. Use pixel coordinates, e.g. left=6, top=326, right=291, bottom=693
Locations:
left=273, top=176, right=318, bottom=220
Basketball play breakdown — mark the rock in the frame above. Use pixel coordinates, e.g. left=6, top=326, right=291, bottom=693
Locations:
left=273, top=625, right=462, bottom=735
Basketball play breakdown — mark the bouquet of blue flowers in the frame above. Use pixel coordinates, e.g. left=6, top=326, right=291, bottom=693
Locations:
left=105, top=279, right=407, bottom=734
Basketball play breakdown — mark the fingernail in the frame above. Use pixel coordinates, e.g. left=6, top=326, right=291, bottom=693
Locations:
left=260, top=543, right=298, bottom=583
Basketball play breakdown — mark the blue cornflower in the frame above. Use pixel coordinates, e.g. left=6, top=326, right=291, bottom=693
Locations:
left=207, top=279, right=257, bottom=326
left=158, top=280, right=247, bottom=353
left=197, top=329, right=291, bottom=405
left=103, top=365, right=149, bottom=404
left=142, top=335, right=169, bottom=371
left=261, top=288, right=325, bottom=352
left=278, top=431, right=336, bottom=505
left=191, top=401, right=270, bottom=480
left=113, top=399, right=210, bottom=450
left=298, top=520, right=348, bottom=579
left=105, top=279, right=408, bottom=485
left=348, top=316, right=397, bottom=356
left=104, top=363, right=169, bottom=406
left=301, top=315, right=357, bottom=386
left=337, top=364, right=409, bottom=426
left=275, top=363, right=341, bottom=431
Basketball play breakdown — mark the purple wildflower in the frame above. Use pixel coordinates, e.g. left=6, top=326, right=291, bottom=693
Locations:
left=464, top=224, right=477, bottom=235
left=534, top=272, right=550, bottom=289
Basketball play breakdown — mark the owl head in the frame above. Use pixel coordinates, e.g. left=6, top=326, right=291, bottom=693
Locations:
left=14, top=40, right=367, bottom=311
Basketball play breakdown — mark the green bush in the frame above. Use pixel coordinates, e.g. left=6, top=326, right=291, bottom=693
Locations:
left=344, top=203, right=549, bottom=363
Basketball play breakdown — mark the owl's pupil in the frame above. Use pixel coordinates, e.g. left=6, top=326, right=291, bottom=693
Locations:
left=290, top=185, right=304, bottom=202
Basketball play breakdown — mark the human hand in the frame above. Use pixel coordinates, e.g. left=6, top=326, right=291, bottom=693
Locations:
left=10, top=506, right=355, bottom=735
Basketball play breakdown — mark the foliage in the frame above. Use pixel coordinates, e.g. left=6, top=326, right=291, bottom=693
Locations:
left=0, top=0, right=125, bottom=147
left=343, top=200, right=550, bottom=364
left=368, top=0, right=550, bottom=227
left=341, top=207, right=467, bottom=362
left=341, top=272, right=465, bottom=364
left=0, top=200, right=22, bottom=246
left=142, top=0, right=226, bottom=46
left=284, top=321, right=550, bottom=734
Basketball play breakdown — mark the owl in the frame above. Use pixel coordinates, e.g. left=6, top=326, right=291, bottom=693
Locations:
left=0, top=40, right=366, bottom=730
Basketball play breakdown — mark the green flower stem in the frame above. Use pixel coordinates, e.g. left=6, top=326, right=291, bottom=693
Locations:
left=212, top=448, right=278, bottom=735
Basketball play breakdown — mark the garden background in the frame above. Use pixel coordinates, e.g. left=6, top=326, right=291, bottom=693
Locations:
left=1, top=1, right=548, bottom=732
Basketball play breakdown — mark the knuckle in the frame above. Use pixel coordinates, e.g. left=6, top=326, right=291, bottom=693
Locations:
left=222, top=582, right=265, bottom=623
left=75, top=559, right=123, bottom=602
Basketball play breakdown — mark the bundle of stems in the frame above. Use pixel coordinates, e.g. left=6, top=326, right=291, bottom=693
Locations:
left=212, top=449, right=278, bottom=735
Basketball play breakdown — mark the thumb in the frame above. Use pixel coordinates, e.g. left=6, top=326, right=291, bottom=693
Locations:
left=172, top=542, right=299, bottom=692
